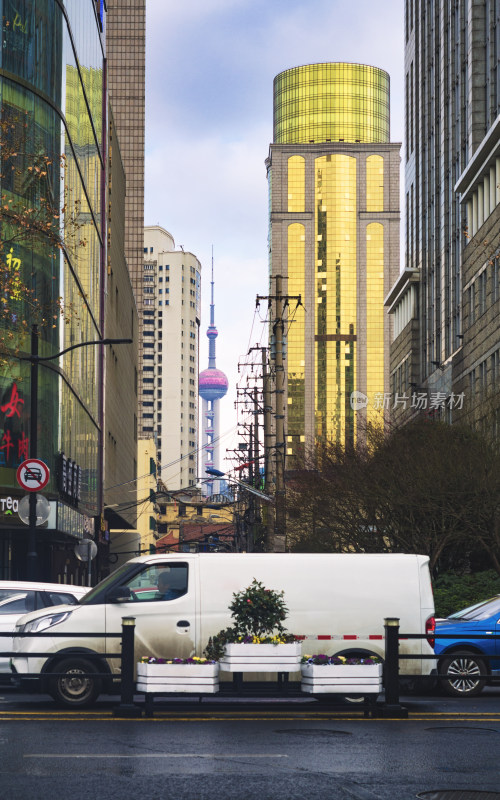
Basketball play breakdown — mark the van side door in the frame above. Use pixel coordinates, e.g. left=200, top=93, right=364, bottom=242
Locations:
left=104, top=560, right=196, bottom=675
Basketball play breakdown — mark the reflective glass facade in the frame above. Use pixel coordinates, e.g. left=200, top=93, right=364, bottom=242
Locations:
left=287, top=156, right=305, bottom=213
left=366, top=223, right=384, bottom=427
left=0, top=0, right=105, bottom=515
left=268, top=62, right=399, bottom=462
left=315, top=154, right=357, bottom=445
left=366, top=155, right=384, bottom=212
left=274, top=63, right=390, bottom=145
left=286, top=223, right=305, bottom=459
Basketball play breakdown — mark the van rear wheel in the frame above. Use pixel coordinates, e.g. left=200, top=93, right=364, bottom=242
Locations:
left=439, top=653, right=486, bottom=697
left=48, top=657, right=102, bottom=708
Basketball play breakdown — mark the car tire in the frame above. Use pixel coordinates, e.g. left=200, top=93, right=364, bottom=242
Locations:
left=48, top=657, right=102, bottom=708
left=439, top=652, right=487, bottom=697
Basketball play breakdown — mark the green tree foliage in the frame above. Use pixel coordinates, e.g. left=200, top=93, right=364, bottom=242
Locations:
left=0, top=110, right=84, bottom=365
left=204, top=579, right=295, bottom=661
left=287, top=420, right=500, bottom=577
left=433, top=570, right=500, bottom=618
left=229, top=579, right=290, bottom=639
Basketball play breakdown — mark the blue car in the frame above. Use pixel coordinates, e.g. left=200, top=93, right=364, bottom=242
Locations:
left=435, top=594, right=500, bottom=696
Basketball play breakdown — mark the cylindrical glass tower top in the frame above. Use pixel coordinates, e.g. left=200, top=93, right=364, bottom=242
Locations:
left=273, top=62, right=390, bottom=145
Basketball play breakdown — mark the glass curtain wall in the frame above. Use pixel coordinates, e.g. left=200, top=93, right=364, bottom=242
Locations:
left=0, top=0, right=104, bottom=515
left=274, top=63, right=390, bottom=145
left=286, top=222, right=305, bottom=460
left=315, top=154, right=357, bottom=446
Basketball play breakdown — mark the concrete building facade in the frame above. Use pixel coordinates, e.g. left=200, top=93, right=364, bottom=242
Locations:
left=143, top=226, right=202, bottom=490
left=387, top=1, right=500, bottom=434
left=106, top=0, right=146, bottom=425
left=104, top=109, right=139, bottom=554
left=267, top=63, right=400, bottom=463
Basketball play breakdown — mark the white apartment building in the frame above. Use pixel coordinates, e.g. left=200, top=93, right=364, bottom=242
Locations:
left=143, top=226, right=202, bottom=489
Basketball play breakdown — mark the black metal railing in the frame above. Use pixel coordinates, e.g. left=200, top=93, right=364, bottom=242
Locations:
left=2, top=615, right=497, bottom=718
left=0, top=615, right=141, bottom=717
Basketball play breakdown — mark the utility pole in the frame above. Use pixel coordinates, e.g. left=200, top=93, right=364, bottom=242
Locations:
left=256, top=276, right=301, bottom=553
left=273, top=275, right=286, bottom=553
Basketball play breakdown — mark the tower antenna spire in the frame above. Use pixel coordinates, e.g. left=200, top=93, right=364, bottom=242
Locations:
left=198, top=246, right=229, bottom=496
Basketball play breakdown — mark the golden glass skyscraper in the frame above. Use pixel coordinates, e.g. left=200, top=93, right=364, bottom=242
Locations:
left=267, top=63, right=400, bottom=460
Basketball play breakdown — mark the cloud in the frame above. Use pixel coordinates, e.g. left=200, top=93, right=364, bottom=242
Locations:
left=144, top=0, right=405, bottom=470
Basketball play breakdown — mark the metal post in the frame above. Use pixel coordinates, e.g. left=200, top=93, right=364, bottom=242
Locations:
left=87, top=539, right=92, bottom=587
left=377, top=617, right=408, bottom=718
left=113, top=616, right=142, bottom=717
left=27, top=325, right=38, bottom=581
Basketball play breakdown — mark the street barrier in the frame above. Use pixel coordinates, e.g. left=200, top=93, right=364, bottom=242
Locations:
left=2, top=617, right=498, bottom=717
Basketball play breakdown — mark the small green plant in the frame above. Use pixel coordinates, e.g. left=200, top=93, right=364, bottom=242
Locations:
left=204, top=579, right=296, bottom=661
left=229, top=579, right=289, bottom=638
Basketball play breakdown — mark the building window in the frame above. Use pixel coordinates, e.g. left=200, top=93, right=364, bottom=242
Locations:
left=468, top=284, right=476, bottom=325
left=493, top=257, right=500, bottom=304
left=478, top=271, right=487, bottom=316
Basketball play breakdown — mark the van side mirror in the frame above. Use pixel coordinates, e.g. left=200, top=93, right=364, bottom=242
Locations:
left=107, top=585, right=132, bottom=603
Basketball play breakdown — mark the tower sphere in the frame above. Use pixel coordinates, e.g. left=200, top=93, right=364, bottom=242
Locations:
left=199, top=367, right=228, bottom=401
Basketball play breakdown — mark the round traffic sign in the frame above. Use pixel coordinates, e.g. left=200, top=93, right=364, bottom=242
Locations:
left=18, top=493, right=51, bottom=526
left=74, top=540, right=98, bottom=562
left=16, top=458, right=50, bottom=492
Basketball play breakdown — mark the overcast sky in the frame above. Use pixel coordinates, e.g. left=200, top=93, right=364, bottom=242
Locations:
left=144, top=0, right=405, bottom=474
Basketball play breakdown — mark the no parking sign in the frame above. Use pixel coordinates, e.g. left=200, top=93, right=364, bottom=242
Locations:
left=16, top=459, right=50, bottom=492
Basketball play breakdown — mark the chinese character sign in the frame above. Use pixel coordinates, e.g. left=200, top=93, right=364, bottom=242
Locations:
left=0, top=381, right=29, bottom=470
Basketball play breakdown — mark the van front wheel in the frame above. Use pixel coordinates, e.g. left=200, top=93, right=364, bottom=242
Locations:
left=48, top=657, right=102, bottom=708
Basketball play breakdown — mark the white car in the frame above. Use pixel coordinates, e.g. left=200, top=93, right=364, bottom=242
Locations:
left=0, top=581, right=88, bottom=676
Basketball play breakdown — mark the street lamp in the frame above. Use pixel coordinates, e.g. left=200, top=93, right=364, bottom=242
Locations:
left=205, top=468, right=275, bottom=504
left=18, top=330, right=133, bottom=580
left=205, top=468, right=272, bottom=553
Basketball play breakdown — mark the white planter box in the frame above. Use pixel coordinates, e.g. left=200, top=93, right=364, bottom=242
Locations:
left=301, top=663, right=383, bottom=694
left=220, top=642, right=302, bottom=673
left=136, top=662, right=219, bottom=693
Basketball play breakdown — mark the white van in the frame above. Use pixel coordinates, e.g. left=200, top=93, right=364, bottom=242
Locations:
left=11, top=552, right=435, bottom=707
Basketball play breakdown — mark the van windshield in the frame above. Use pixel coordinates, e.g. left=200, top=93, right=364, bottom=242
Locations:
left=80, top=562, right=135, bottom=605
left=448, top=595, right=500, bottom=621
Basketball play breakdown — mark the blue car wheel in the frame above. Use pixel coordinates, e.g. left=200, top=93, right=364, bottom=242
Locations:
left=439, top=652, right=486, bottom=697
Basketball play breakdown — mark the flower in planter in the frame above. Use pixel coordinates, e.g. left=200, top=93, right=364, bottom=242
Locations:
left=204, top=579, right=298, bottom=661
left=301, top=654, right=381, bottom=666
left=140, top=656, right=216, bottom=665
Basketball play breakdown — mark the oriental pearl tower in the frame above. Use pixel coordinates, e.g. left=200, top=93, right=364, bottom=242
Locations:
left=199, top=256, right=228, bottom=496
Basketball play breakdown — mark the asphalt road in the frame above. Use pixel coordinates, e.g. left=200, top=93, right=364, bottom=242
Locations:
left=1, top=687, right=500, bottom=800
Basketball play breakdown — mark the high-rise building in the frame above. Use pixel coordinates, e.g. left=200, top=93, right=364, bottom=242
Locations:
left=387, top=2, right=500, bottom=434
left=106, top=0, right=146, bottom=422
left=199, top=259, right=228, bottom=496
left=0, top=2, right=107, bottom=579
left=266, top=63, right=400, bottom=462
left=104, top=109, right=139, bottom=542
left=143, top=226, right=202, bottom=489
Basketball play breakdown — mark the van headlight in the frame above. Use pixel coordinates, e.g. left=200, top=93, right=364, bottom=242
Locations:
left=20, top=611, right=73, bottom=633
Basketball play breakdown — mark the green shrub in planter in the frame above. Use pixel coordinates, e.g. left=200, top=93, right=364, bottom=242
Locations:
left=204, top=579, right=296, bottom=661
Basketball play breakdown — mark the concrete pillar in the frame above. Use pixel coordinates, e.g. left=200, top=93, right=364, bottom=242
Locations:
left=472, top=191, right=478, bottom=236
left=484, top=175, right=490, bottom=219
left=466, top=199, right=473, bottom=238
left=490, top=165, right=496, bottom=209
left=496, top=158, right=500, bottom=204
left=478, top=183, right=484, bottom=229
